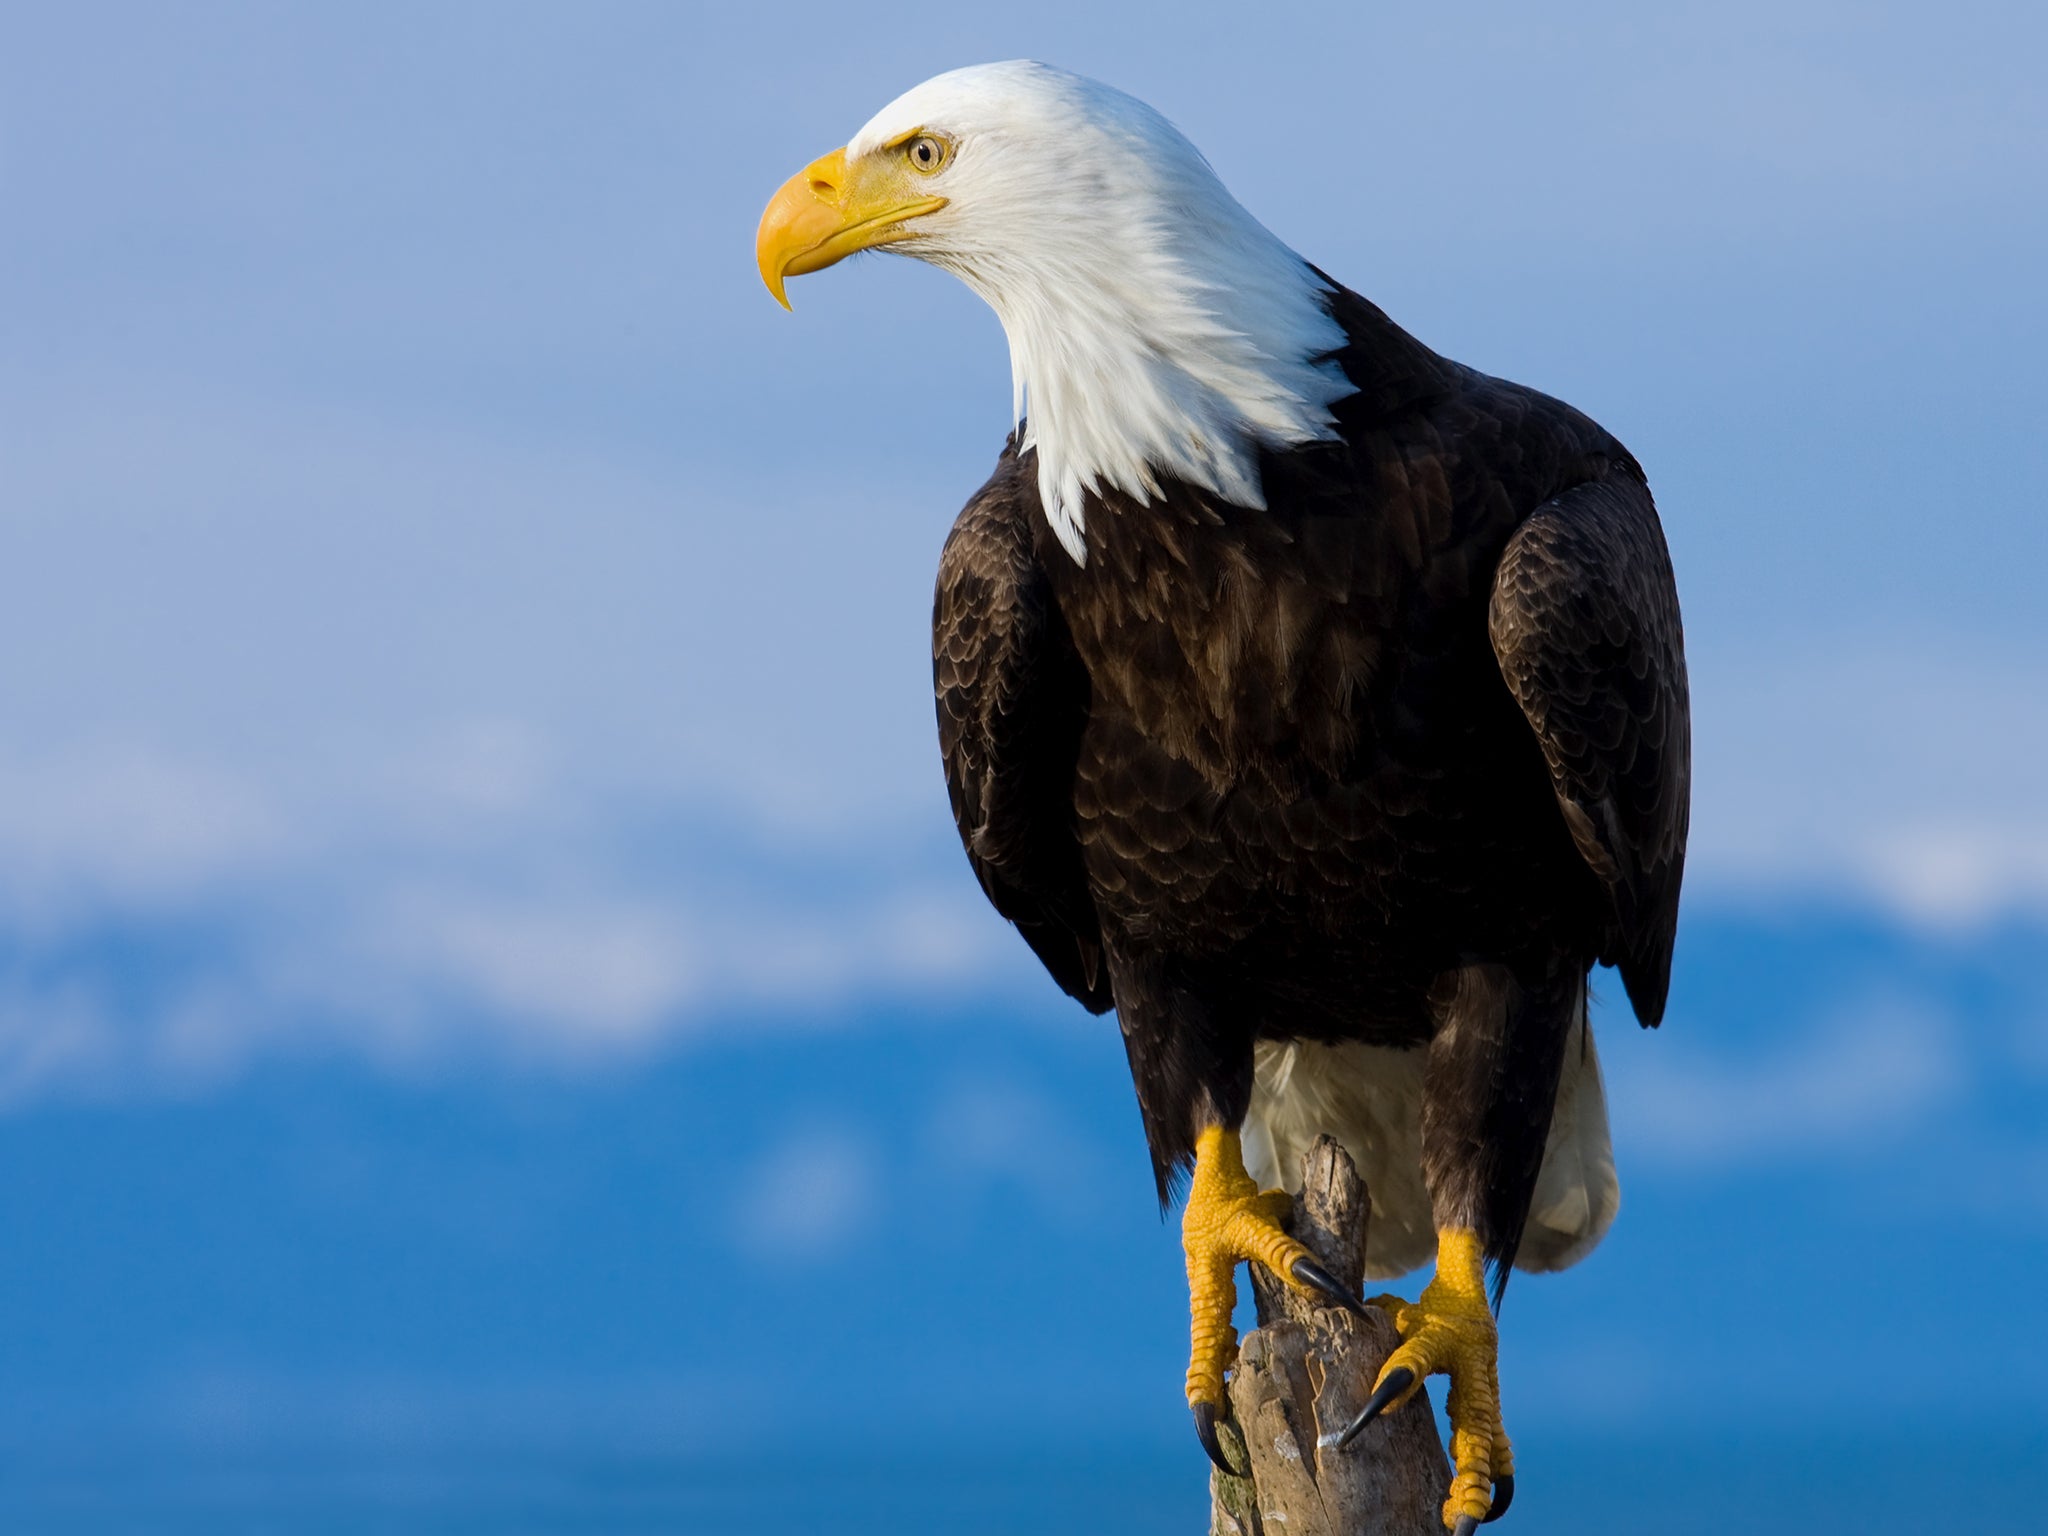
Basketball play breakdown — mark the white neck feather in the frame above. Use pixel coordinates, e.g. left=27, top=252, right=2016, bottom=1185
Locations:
left=967, top=233, right=1353, bottom=565
left=850, top=62, right=1357, bottom=565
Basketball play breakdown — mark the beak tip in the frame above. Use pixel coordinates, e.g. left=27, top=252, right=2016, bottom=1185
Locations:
left=757, top=145, right=856, bottom=314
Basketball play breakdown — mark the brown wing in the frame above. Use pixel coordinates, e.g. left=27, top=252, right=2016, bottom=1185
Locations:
left=934, top=443, right=1112, bottom=1013
left=1489, top=473, right=1691, bottom=1025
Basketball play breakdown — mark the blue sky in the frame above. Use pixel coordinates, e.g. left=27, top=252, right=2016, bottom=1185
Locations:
left=2, top=1, right=2044, bottom=1077
left=2, top=3, right=2047, bottom=1529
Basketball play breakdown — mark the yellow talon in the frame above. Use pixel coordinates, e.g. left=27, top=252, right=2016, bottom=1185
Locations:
left=1369, top=1228, right=1514, bottom=1530
left=1181, top=1125, right=1322, bottom=1416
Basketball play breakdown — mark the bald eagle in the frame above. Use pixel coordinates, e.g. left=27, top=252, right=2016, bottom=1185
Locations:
left=758, top=61, right=1688, bottom=1533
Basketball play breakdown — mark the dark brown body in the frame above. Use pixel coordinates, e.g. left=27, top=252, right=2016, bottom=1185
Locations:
left=934, top=287, right=1689, bottom=1287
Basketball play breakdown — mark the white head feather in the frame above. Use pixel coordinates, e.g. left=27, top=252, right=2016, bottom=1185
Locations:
left=846, top=62, right=1356, bottom=564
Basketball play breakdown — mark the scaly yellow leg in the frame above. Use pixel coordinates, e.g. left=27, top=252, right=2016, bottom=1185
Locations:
left=1182, top=1124, right=1363, bottom=1469
left=1342, top=1228, right=1514, bottom=1532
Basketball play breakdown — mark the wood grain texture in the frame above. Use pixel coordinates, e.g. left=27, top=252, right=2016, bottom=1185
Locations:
left=1211, top=1137, right=1449, bottom=1536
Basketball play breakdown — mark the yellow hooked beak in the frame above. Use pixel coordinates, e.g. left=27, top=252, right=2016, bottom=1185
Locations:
left=755, top=146, right=948, bottom=310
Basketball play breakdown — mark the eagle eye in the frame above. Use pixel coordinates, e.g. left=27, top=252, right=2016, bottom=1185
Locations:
left=905, top=134, right=949, bottom=175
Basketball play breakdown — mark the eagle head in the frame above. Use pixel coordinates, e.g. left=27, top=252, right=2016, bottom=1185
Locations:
left=755, top=61, right=1354, bottom=564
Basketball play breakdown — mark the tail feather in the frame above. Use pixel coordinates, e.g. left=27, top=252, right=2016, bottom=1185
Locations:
left=1243, top=989, right=1619, bottom=1281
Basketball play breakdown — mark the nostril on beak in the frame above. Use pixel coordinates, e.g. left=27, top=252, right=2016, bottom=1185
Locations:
left=809, top=177, right=837, bottom=199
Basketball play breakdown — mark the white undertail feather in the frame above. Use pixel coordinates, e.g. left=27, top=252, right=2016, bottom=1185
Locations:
left=1242, top=1040, right=1436, bottom=1278
left=1521, top=992, right=1621, bottom=1273
left=848, top=62, right=1356, bottom=563
left=1243, top=986, right=1619, bottom=1279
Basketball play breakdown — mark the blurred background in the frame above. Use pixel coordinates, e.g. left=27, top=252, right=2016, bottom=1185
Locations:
left=2, top=2, right=2045, bottom=1531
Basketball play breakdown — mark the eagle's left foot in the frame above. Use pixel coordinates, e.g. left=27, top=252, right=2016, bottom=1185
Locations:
left=1182, top=1124, right=1366, bottom=1471
left=1339, top=1228, right=1515, bottom=1532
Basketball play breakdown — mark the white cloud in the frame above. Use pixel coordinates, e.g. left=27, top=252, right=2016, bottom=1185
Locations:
left=1854, top=827, right=2048, bottom=930
left=1685, top=637, right=2048, bottom=926
left=0, top=707, right=1034, bottom=1105
left=735, top=1127, right=879, bottom=1260
left=0, top=982, right=123, bottom=1109
left=0, top=745, right=286, bottom=923
left=0, top=366, right=1027, bottom=1098
left=1605, top=994, right=1967, bottom=1166
left=364, top=888, right=702, bottom=1045
left=923, top=1077, right=1112, bottom=1220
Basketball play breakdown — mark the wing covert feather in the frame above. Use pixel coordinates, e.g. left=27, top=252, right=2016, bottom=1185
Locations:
left=935, top=447, right=1112, bottom=1013
left=1489, top=475, right=1690, bottom=1024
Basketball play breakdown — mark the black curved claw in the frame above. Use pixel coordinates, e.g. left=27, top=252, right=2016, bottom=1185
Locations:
left=1192, top=1400, right=1242, bottom=1475
left=1483, top=1473, right=1514, bottom=1522
left=1452, top=1518, right=1479, bottom=1536
left=1335, top=1365, right=1415, bottom=1448
left=1289, top=1255, right=1369, bottom=1315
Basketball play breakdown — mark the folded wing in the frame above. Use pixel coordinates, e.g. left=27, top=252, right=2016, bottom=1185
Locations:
left=1489, top=474, right=1691, bottom=1025
left=934, top=445, right=1112, bottom=1013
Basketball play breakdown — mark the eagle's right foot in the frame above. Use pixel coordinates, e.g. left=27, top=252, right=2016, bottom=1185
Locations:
left=1338, top=1228, right=1515, bottom=1532
left=1182, top=1124, right=1365, bottom=1472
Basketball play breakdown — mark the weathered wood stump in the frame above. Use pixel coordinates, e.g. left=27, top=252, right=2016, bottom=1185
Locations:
left=1208, top=1135, right=1450, bottom=1536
